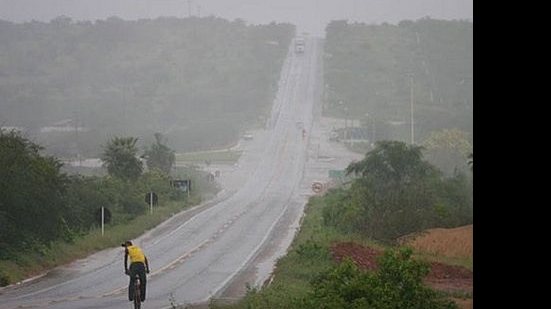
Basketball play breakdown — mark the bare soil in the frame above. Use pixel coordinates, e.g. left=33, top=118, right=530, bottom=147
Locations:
left=398, top=225, right=473, bottom=259
left=330, top=241, right=473, bottom=308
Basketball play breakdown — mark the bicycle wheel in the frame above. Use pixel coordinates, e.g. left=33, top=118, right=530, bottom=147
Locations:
left=133, top=276, right=141, bottom=309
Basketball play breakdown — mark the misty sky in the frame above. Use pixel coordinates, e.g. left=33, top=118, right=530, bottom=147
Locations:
left=0, top=0, right=472, bottom=36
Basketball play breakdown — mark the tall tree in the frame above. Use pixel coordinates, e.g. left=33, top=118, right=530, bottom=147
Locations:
left=346, top=140, right=438, bottom=185
left=101, top=136, right=143, bottom=181
left=144, top=133, right=175, bottom=174
left=344, top=141, right=442, bottom=240
left=0, top=129, right=68, bottom=252
left=324, top=140, right=472, bottom=242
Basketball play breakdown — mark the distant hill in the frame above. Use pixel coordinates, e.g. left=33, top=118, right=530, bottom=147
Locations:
left=323, top=18, right=472, bottom=144
left=0, top=17, right=294, bottom=156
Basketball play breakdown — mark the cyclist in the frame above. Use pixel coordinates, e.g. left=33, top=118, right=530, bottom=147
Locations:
left=122, top=240, right=150, bottom=302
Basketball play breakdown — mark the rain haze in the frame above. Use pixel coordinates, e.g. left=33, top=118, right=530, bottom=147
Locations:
left=0, top=0, right=473, bottom=35
left=0, top=1, right=473, bottom=308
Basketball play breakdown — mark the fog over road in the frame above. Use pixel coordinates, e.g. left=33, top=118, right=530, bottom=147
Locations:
left=0, top=37, right=355, bottom=309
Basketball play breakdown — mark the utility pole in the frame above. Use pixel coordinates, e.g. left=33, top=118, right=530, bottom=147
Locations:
left=74, top=111, right=81, bottom=167
left=150, top=191, right=153, bottom=214
left=187, top=0, right=192, bottom=17
left=405, top=73, right=415, bottom=144
left=410, top=75, right=415, bottom=144
left=338, top=100, right=347, bottom=141
left=101, top=206, right=105, bottom=236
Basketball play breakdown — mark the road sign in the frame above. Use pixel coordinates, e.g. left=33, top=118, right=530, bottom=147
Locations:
left=145, top=192, right=158, bottom=205
left=95, top=207, right=111, bottom=225
left=171, top=179, right=191, bottom=192
left=312, top=182, right=323, bottom=193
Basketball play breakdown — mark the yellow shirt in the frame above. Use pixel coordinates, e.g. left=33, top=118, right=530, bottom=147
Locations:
left=127, top=245, right=146, bottom=264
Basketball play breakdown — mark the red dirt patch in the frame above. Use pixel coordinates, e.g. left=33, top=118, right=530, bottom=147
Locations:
left=330, top=242, right=381, bottom=271
left=330, top=242, right=473, bottom=300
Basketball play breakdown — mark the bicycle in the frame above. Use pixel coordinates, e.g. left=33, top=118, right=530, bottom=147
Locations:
left=131, top=273, right=141, bottom=309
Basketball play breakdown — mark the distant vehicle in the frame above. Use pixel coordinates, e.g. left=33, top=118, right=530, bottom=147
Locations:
left=243, top=133, right=253, bottom=140
left=329, top=130, right=339, bottom=142
left=295, top=37, right=305, bottom=53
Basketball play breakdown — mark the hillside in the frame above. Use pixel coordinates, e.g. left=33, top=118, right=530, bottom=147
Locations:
left=323, top=18, right=472, bottom=144
left=0, top=17, right=294, bottom=156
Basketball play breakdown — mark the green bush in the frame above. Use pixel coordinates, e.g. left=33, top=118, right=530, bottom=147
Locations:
left=0, top=270, right=9, bottom=286
left=120, top=195, right=146, bottom=215
left=307, top=248, right=457, bottom=309
left=63, top=176, right=113, bottom=232
left=321, top=188, right=359, bottom=234
left=322, top=141, right=473, bottom=242
left=0, top=130, right=69, bottom=251
left=296, top=240, right=329, bottom=260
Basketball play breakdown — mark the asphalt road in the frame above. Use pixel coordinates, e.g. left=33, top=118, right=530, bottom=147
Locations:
left=0, top=37, right=329, bottom=309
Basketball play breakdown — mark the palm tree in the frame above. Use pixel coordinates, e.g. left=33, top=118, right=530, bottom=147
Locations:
left=101, top=136, right=143, bottom=180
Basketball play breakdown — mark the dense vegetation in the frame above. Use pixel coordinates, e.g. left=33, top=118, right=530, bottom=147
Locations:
left=323, top=18, right=472, bottom=148
left=0, top=130, right=69, bottom=252
left=0, top=129, right=214, bottom=286
left=0, top=16, right=294, bottom=157
left=307, top=250, right=456, bottom=309
left=222, top=248, right=456, bottom=309
left=326, top=141, right=472, bottom=242
left=212, top=140, right=470, bottom=309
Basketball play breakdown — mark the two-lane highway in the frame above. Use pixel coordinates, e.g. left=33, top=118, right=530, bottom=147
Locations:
left=0, top=37, right=321, bottom=309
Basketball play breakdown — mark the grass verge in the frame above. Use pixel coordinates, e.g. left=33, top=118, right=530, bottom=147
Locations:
left=0, top=197, right=200, bottom=287
left=209, top=194, right=471, bottom=309
left=208, top=196, right=384, bottom=309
